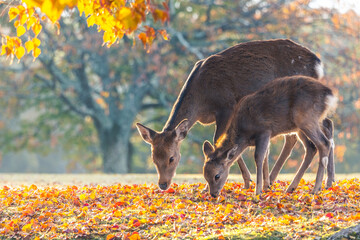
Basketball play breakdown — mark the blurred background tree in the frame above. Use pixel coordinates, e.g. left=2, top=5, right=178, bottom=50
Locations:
left=0, top=0, right=359, bottom=174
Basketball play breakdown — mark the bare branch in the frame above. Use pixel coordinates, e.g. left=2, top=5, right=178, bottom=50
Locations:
left=168, top=27, right=204, bottom=59
left=59, top=93, right=94, bottom=117
left=35, top=71, right=94, bottom=118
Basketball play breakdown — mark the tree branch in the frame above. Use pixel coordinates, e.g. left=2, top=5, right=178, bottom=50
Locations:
left=168, top=27, right=204, bottom=59
left=59, top=93, right=94, bottom=117
left=35, top=70, right=94, bottom=117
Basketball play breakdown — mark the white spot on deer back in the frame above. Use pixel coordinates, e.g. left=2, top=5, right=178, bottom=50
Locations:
left=315, top=62, right=324, bottom=79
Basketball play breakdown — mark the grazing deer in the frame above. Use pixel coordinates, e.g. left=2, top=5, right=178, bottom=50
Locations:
left=136, top=39, right=335, bottom=191
left=203, top=76, right=337, bottom=196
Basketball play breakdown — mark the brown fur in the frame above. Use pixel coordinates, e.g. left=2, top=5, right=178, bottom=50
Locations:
left=136, top=39, right=333, bottom=191
left=203, top=76, right=337, bottom=196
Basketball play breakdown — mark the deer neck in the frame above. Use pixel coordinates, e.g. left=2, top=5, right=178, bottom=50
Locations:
left=162, top=97, right=197, bottom=132
left=162, top=61, right=203, bottom=132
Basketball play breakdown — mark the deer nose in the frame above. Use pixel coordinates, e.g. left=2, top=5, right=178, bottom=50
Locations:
left=159, top=183, right=168, bottom=190
left=211, top=193, right=218, bottom=198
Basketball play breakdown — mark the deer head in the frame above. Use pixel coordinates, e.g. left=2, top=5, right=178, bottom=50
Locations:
left=136, top=119, right=190, bottom=190
left=202, top=140, right=239, bottom=198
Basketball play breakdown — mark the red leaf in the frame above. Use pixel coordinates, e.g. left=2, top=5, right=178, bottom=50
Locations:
left=165, top=188, right=175, bottom=193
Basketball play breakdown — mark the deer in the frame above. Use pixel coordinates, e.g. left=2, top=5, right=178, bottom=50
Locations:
left=136, top=39, right=335, bottom=191
left=202, top=76, right=337, bottom=196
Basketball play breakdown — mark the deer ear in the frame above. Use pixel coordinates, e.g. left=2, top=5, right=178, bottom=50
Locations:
left=203, top=140, right=214, bottom=157
left=226, top=145, right=239, bottom=162
left=136, top=123, right=157, bottom=144
left=175, top=119, right=190, bottom=141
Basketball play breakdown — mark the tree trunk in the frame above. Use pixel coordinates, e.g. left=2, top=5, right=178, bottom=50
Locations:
left=102, top=136, right=129, bottom=173
left=97, top=124, right=130, bottom=173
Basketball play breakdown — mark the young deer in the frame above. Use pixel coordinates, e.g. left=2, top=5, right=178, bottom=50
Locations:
left=203, top=76, right=337, bottom=196
left=136, top=39, right=335, bottom=191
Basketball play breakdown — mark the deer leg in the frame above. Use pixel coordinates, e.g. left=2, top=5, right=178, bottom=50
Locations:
left=269, top=134, right=297, bottom=185
left=263, top=148, right=270, bottom=191
left=235, top=155, right=252, bottom=189
left=286, top=132, right=317, bottom=193
left=322, top=118, right=335, bottom=189
left=254, top=132, right=271, bottom=195
left=301, top=126, right=330, bottom=194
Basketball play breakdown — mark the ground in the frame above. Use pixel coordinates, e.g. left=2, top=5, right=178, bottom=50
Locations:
left=0, top=173, right=359, bottom=239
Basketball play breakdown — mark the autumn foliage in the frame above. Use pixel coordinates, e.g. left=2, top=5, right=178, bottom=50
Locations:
left=1, top=179, right=360, bottom=239
left=1, top=0, right=169, bottom=62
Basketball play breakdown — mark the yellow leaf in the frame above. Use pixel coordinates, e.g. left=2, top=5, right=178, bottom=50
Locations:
left=8, top=7, right=19, bottom=22
left=27, top=7, right=35, bottom=17
left=17, top=25, right=26, bottom=37
left=22, top=223, right=32, bottom=232
left=87, top=15, right=96, bottom=27
left=103, top=31, right=111, bottom=43
left=14, top=20, right=20, bottom=28
left=27, top=16, right=37, bottom=30
left=17, top=5, right=25, bottom=12
left=1, top=45, right=7, bottom=56
left=176, top=203, right=185, bottom=209
left=13, top=37, right=22, bottom=47
left=103, top=31, right=116, bottom=46
left=77, top=0, right=85, bottom=16
left=118, top=7, right=132, bottom=20
left=19, top=13, right=27, bottom=25
left=79, top=193, right=87, bottom=201
left=32, top=38, right=41, bottom=47
left=90, top=191, right=96, bottom=200
left=32, top=22, right=42, bottom=36
left=33, top=47, right=41, bottom=58
left=15, top=46, right=25, bottom=59
left=113, top=210, right=122, bottom=217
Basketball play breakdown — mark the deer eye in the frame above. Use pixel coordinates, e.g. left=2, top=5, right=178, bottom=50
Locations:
left=169, top=157, right=174, bottom=163
left=215, top=174, right=220, bottom=181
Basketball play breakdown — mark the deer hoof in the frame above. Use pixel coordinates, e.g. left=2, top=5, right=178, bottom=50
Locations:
left=311, top=188, right=321, bottom=195
left=286, top=186, right=295, bottom=193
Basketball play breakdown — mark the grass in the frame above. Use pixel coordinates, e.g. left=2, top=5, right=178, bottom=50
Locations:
left=0, top=173, right=359, bottom=186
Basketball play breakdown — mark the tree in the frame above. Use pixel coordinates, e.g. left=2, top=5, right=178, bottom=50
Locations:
left=0, top=0, right=170, bottom=173
left=1, top=0, right=169, bottom=61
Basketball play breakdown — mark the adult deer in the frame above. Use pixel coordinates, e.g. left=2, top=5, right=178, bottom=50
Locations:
left=136, top=39, right=335, bottom=191
left=203, top=76, right=337, bottom=196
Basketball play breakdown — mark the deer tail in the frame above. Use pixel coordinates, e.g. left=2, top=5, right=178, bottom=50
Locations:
left=324, top=93, right=338, bottom=117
